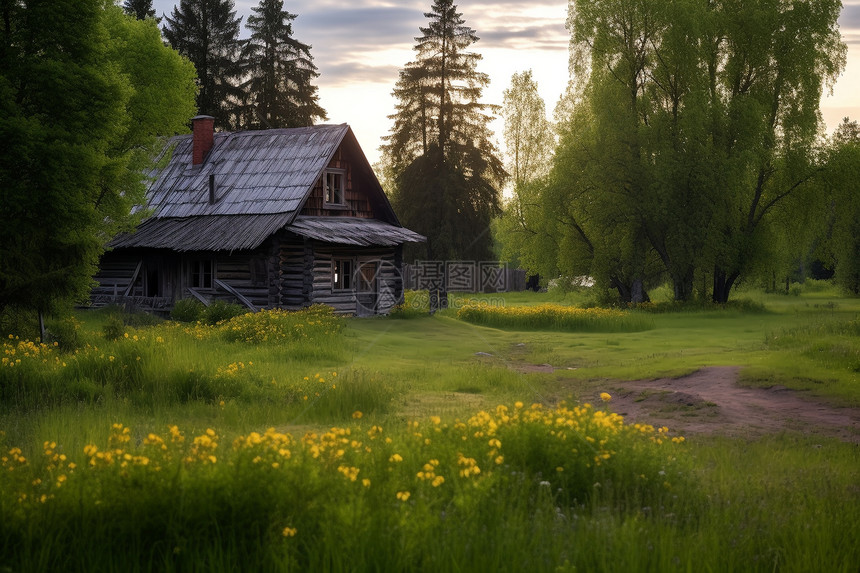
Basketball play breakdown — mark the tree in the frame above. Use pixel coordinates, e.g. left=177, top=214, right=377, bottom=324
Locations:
left=240, top=0, right=326, bottom=129
left=0, top=0, right=196, bottom=332
left=163, top=0, right=244, bottom=129
left=382, top=0, right=505, bottom=263
left=558, top=0, right=845, bottom=302
left=123, top=0, right=158, bottom=22
left=495, top=70, right=554, bottom=272
left=502, top=70, right=553, bottom=187
left=825, top=118, right=860, bottom=294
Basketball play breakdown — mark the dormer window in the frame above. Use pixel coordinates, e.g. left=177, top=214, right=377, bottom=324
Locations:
left=323, top=169, right=346, bottom=206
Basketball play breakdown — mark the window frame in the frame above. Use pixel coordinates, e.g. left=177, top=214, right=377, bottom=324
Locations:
left=332, top=258, right=354, bottom=291
left=190, top=259, right=214, bottom=289
left=323, top=168, right=347, bottom=207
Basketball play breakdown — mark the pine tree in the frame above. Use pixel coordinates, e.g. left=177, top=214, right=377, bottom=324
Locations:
left=240, top=0, right=326, bottom=129
left=163, top=0, right=244, bottom=129
left=382, top=0, right=505, bottom=263
left=123, top=0, right=158, bottom=22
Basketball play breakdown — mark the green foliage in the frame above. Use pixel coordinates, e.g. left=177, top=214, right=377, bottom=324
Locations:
left=382, top=0, right=505, bottom=262
left=0, top=1, right=196, bottom=323
left=122, top=0, right=157, bottom=21
left=546, top=0, right=847, bottom=304
left=170, top=298, right=206, bottom=323
left=0, top=306, right=348, bottom=412
left=240, top=0, right=326, bottom=129
left=44, top=315, right=83, bottom=351
left=825, top=119, right=860, bottom=295
left=0, top=307, right=40, bottom=342
left=495, top=71, right=555, bottom=273
left=163, top=0, right=244, bottom=129
left=501, top=70, right=554, bottom=187
left=101, top=315, right=126, bottom=341
left=202, top=300, right=246, bottom=325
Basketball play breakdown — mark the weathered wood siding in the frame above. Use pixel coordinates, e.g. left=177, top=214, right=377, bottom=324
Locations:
left=277, top=235, right=308, bottom=310
left=212, top=250, right=271, bottom=309
left=300, top=147, right=374, bottom=219
left=92, top=238, right=404, bottom=316
left=309, top=242, right=402, bottom=315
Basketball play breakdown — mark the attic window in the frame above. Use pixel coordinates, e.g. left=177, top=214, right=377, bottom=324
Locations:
left=323, top=169, right=346, bottom=206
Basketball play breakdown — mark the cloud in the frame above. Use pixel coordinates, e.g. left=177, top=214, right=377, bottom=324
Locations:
left=316, top=61, right=403, bottom=87
left=290, top=1, right=569, bottom=87
left=295, top=5, right=422, bottom=49
left=841, top=4, right=860, bottom=32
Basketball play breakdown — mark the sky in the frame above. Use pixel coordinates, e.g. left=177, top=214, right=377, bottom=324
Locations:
left=152, top=0, right=860, bottom=167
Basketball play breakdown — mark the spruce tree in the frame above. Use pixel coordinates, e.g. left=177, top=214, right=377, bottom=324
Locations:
left=241, top=0, right=326, bottom=129
left=382, top=0, right=505, bottom=263
left=163, top=0, right=244, bottom=129
left=122, top=0, right=158, bottom=22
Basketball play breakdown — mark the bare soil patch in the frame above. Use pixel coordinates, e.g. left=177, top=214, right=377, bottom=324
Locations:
left=600, top=366, right=860, bottom=443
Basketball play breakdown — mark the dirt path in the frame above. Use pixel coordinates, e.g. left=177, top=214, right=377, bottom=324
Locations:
left=599, top=366, right=860, bottom=443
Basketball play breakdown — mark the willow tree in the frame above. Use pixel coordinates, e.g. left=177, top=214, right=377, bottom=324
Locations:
left=561, top=0, right=845, bottom=302
left=240, top=0, right=326, bottom=129
left=824, top=118, right=860, bottom=294
left=381, top=0, right=505, bottom=263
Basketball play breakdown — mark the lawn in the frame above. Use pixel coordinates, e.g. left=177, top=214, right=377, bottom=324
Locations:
left=0, top=285, right=858, bottom=571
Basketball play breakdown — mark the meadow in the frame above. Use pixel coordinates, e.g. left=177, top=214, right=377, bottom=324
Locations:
left=1, top=283, right=858, bottom=571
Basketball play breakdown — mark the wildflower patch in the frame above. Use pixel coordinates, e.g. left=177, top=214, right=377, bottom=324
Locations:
left=457, top=303, right=654, bottom=332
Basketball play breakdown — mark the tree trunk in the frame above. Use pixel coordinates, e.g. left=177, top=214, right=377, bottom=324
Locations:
left=712, top=266, right=738, bottom=303
left=672, top=268, right=694, bottom=302
left=612, top=276, right=650, bottom=304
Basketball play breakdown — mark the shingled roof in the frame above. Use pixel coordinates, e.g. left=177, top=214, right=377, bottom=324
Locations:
left=110, top=123, right=424, bottom=252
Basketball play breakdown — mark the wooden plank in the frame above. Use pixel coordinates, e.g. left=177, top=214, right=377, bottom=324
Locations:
left=215, top=279, right=256, bottom=310
left=186, top=288, right=210, bottom=306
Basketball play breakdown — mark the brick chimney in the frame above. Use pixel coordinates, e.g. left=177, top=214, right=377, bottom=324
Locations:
left=191, top=115, right=215, bottom=165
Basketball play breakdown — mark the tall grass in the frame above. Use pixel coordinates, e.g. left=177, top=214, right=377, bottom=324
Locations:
left=3, top=407, right=857, bottom=571
left=0, top=400, right=689, bottom=571
left=0, top=307, right=347, bottom=412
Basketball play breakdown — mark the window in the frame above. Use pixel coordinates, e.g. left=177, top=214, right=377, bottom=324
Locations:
left=251, top=258, right=267, bottom=287
left=323, top=169, right=346, bottom=206
left=191, top=259, right=213, bottom=289
left=332, top=259, right=353, bottom=290
left=357, top=261, right=377, bottom=292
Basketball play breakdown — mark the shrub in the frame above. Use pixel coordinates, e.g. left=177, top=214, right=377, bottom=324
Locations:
left=102, top=314, right=125, bottom=341
left=171, top=298, right=205, bottom=323
left=45, top=315, right=82, bottom=351
left=203, top=300, right=247, bottom=325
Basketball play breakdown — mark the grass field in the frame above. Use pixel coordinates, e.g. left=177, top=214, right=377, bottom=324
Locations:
left=1, top=283, right=858, bottom=571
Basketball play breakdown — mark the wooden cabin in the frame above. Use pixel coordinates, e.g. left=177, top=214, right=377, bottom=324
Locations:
left=91, top=116, right=424, bottom=315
